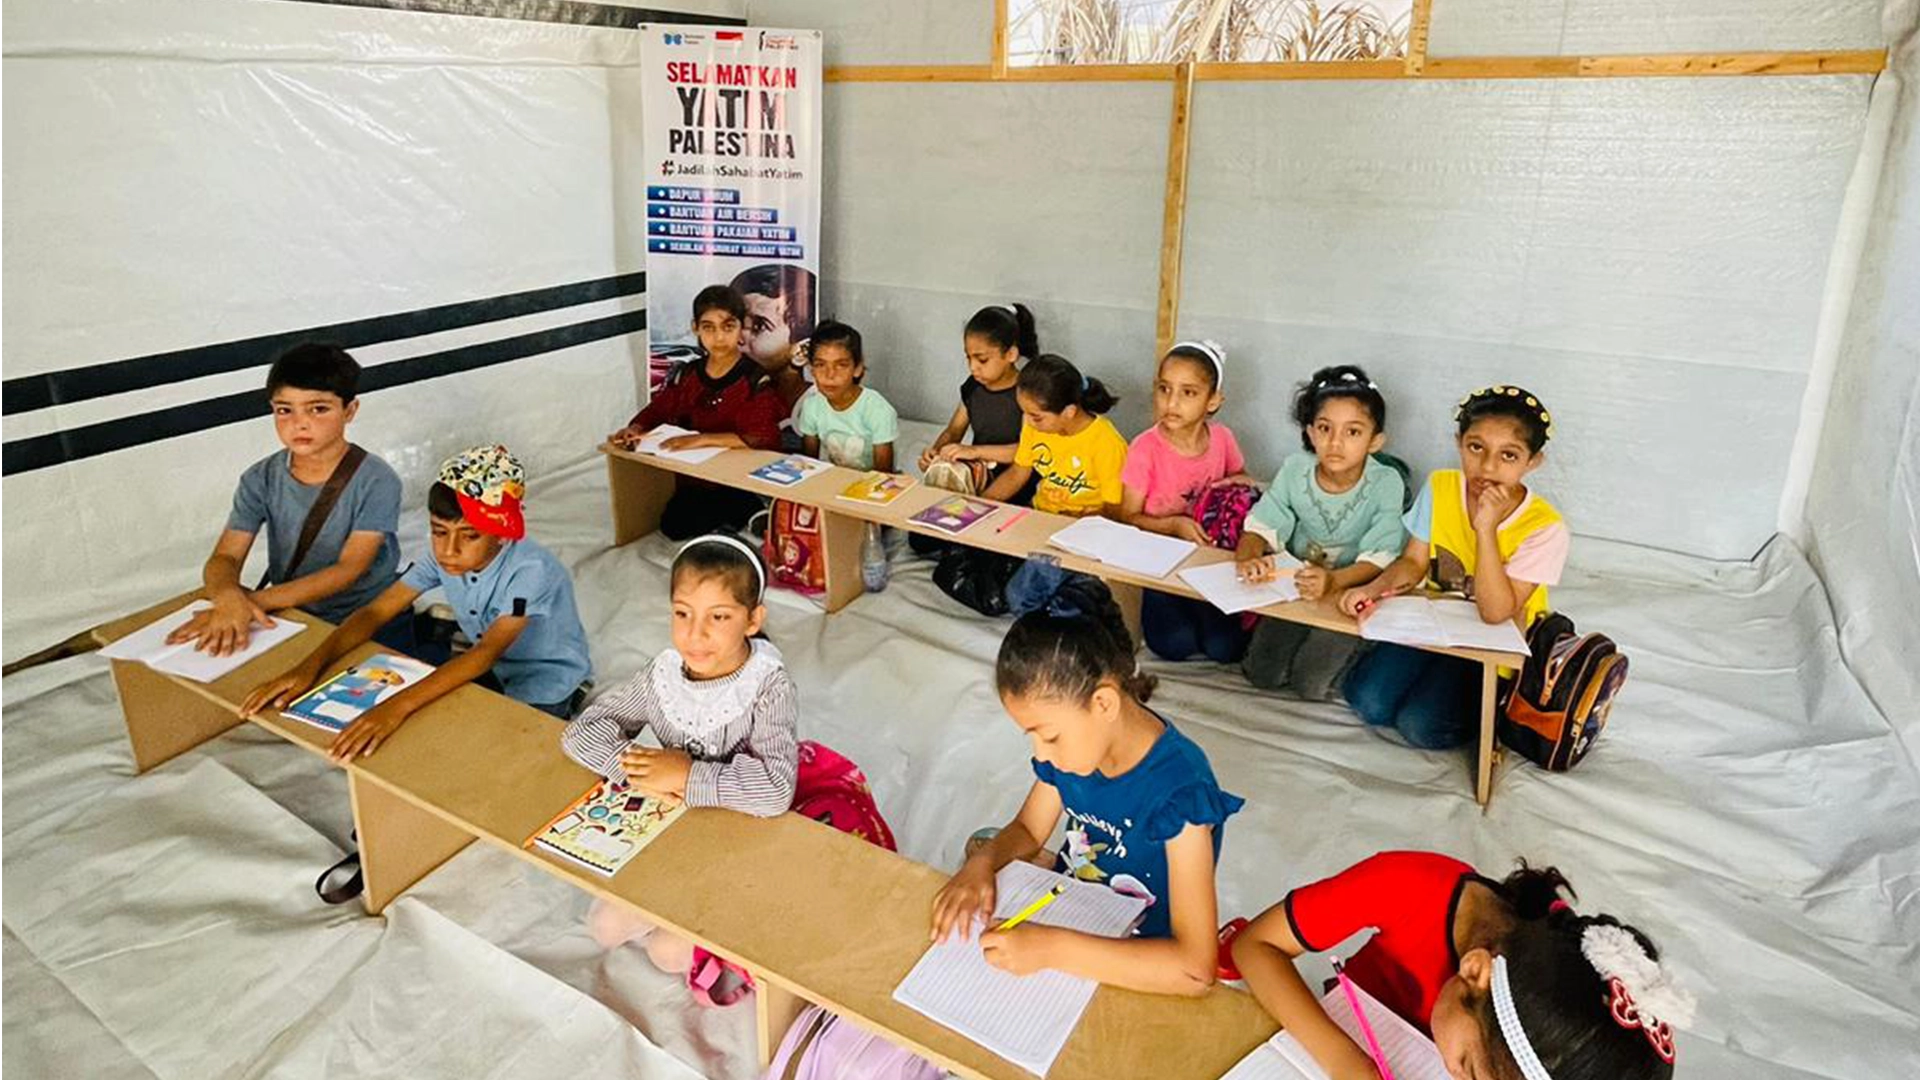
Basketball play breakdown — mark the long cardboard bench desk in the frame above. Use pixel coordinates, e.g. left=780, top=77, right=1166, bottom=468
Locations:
left=602, top=443, right=1514, bottom=806
left=95, top=593, right=1275, bottom=1080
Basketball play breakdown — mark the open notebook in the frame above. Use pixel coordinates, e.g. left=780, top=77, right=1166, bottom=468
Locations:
left=1220, top=982, right=1447, bottom=1080
left=1358, top=595, right=1528, bottom=657
left=99, top=600, right=308, bottom=683
left=1046, top=515, right=1195, bottom=579
left=893, top=862, right=1148, bottom=1076
left=1179, top=557, right=1303, bottom=615
left=627, top=424, right=727, bottom=464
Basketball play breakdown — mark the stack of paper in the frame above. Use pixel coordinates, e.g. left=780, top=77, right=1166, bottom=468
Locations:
left=1046, top=516, right=1196, bottom=579
left=1178, top=557, right=1304, bottom=615
left=628, top=424, right=727, bottom=464
left=1358, top=595, right=1528, bottom=657
left=1220, top=982, right=1447, bottom=1080
left=99, top=601, right=309, bottom=683
left=893, top=862, right=1148, bottom=1076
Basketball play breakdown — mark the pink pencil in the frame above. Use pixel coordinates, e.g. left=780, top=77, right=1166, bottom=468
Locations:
left=995, top=507, right=1032, bottom=534
left=1332, top=958, right=1396, bottom=1080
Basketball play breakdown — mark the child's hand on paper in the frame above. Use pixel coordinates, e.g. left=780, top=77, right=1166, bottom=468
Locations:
left=608, top=425, right=647, bottom=450
left=1170, top=518, right=1209, bottom=545
left=1237, top=554, right=1278, bottom=584
left=931, top=859, right=997, bottom=943
left=1293, top=565, right=1331, bottom=602
left=170, top=592, right=275, bottom=656
left=240, top=665, right=318, bottom=719
left=1338, top=586, right=1374, bottom=619
left=980, top=924, right=1059, bottom=976
left=623, top=747, right=692, bottom=800
left=661, top=433, right=719, bottom=451
left=327, top=699, right=411, bottom=762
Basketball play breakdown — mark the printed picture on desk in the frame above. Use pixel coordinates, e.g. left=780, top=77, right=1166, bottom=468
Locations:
left=528, top=781, right=686, bottom=877
left=282, top=654, right=434, bottom=733
left=837, top=471, right=916, bottom=506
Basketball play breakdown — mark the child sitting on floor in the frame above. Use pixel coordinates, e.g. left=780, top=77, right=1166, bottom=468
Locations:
left=932, top=569, right=1243, bottom=996
left=981, top=354, right=1129, bottom=519
left=1231, top=851, right=1691, bottom=1080
left=609, top=285, right=787, bottom=538
left=794, top=320, right=899, bottom=471
left=1119, top=340, right=1257, bottom=663
left=561, top=535, right=799, bottom=979
left=1338, top=385, right=1569, bottom=749
left=919, top=302, right=1037, bottom=492
left=1237, top=365, right=1406, bottom=698
left=170, top=342, right=407, bottom=656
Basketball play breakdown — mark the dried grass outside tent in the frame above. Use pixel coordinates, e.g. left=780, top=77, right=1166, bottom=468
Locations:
left=1008, top=0, right=1411, bottom=66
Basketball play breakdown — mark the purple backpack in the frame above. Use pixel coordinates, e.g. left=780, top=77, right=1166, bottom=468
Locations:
left=762, top=1005, right=945, bottom=1080
left=1191, top=482, right=1259, bottom=550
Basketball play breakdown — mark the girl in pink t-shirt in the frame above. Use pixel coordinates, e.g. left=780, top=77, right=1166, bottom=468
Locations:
left=1120, top=341, right=1256, bottom=662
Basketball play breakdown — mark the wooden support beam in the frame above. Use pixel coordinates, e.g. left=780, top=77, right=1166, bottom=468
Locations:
left=992, top=0, right=1008, bottom=78
left=1154, top=61, right=1197, bottom=360
left=1404, top=0, right=1435, bottom=76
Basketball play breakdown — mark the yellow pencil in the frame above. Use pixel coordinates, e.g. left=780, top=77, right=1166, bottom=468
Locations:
left=996, top=883, right=1067, bottom=931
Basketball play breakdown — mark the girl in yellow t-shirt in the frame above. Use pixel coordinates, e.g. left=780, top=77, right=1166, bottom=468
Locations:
left=983, top=354, right=1129, bottom=518
left=1337, top=385, right=1571, bottom=749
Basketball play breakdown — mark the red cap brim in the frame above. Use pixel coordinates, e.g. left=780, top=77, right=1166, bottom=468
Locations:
left=455, top=493, right=525, bottom=541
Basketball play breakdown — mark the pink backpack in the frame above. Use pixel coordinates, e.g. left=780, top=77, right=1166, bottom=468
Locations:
left=762, top=1005, right=945, bottom=1080
left=688, top=741, right=897, bottom=1007
left=1190, top=482, right=1259, bottom=551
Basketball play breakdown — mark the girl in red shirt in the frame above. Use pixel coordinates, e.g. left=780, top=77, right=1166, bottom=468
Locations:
left=1231, top=851, right=1692, bottom=1080
left=610, top=285, right=788, bottom=538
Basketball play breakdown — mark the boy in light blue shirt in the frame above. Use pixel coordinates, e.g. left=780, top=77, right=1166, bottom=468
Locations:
left=794, top=320, right=899, bottom=471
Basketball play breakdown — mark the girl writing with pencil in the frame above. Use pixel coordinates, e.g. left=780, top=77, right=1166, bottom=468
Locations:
left=1230, top=852, right=1692, bottom=1080
left=930, top=568, right=1244, bottom=995
left=1337, top=386, right=1569, bottom=749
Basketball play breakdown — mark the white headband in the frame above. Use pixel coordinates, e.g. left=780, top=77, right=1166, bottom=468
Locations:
left=676, top=534, right=765, bottom=602
left=1170, top=339, right=1226, bottom=388
left=997, top=303, right=1020, bottom=317
left=1492, top=956, right=1555, bottom=1080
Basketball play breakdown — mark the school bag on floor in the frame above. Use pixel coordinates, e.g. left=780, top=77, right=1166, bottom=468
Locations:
left=763, top=499, right=828, bottom=596
left=1498, top=612, right=1629, bottom=771
left=687, top=741, right=898, bottom=1007
left=762, top=1004, right=946, bottom=1080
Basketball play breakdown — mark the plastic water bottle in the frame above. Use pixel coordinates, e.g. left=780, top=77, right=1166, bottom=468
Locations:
left=860, top=522, right=891, bottom=592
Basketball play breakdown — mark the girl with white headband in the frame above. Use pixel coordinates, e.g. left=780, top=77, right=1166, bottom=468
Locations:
left=1119, top=340, right=1258, bottom=663
left=1230, top=851, right=1691, bottom=1080
left=561, top=534, right=800, bottom=977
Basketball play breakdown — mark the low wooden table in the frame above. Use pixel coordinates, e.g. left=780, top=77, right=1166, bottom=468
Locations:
left=95, top=594, right=1277, bottom=1079
left=603, top=444, right=1514, bottom=806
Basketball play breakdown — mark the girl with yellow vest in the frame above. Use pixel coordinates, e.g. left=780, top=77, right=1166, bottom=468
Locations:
left=1336, top=386, right=1569, bottom=749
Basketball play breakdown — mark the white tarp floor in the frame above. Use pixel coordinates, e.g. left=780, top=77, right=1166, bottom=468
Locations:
left=5, top=436, right=1917, bottom=1080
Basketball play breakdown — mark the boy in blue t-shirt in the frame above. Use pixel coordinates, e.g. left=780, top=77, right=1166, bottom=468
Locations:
left=169, top=343, right=405, bottom=656
left=242, top=444, right=593, bottom=763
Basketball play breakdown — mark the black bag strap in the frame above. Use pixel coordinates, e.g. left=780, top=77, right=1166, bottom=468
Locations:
left=260, top=444, right=369, bottom=590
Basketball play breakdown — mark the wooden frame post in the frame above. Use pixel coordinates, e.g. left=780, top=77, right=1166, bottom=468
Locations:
left=1154, top=60, right=1197, bottom=359
left=1404, top=0, right=1435, bottom=76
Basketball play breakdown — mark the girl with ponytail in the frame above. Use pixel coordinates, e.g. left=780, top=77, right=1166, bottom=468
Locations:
left=929, top=564, right=1244, bottom=996
left=1231, top=852, right=1691, bottom=1080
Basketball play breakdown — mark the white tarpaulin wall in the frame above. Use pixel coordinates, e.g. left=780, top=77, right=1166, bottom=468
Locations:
left=4, top=0, right=1920, bottom=1078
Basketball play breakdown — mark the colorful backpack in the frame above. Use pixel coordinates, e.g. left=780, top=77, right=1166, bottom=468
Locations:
left=687, top=741, right=897, bottom=1006
left=1190, top=482, right=1259, bottom=550
left=761, top=1004, right=945, bottom=1080
left=1498, top=612, right=1629, bottom=771
left=764, top=499, right=828, bottom=596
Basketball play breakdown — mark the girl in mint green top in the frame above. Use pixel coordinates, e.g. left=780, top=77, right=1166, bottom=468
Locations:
left=795, top=320, right=899, bottom=471
left=1237, top=366, right=1406, bottom=699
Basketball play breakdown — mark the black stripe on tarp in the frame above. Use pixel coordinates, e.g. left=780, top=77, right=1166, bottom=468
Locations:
left=263, top=0, right=744, bottom=29
left=3, top=271, right=646, bottom=416
left=2, top=308, right=647, bottom=476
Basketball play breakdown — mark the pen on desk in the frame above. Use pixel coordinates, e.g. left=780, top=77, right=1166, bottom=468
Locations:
left=995, top=883, right=1066, bottom=931
left=995, top=507, right=1032, bottom=534
left=1332, top=957, right=1397, bottom=1080
left=1352, top=585, right=1406, bottom=616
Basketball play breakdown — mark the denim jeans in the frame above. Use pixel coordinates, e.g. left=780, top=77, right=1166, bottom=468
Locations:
left=1341, top=642, right=1480, bottom=749
left=1141, top=592, right=1250, bottom=664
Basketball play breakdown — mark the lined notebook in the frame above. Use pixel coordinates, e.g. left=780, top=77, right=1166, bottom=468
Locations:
left=1219, top=982, right=1447, bottom=1080
left=1046, top=515, right=1195, bottom=579
left=99, top=600, right=309, bottom=683
left=1178, top=557, right=1303, bottom=615
left=629, top=424, right=727, bottom=464
left=1358, top=595, right=1528, bottom=657
left=893, top=862, right=1148, bottom=1076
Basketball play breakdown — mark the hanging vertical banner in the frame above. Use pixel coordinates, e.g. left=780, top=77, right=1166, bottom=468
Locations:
left=640, top=25, right=822, bottom=388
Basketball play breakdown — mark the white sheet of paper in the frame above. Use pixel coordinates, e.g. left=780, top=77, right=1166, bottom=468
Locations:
left=892, top=862, right=1148, bottom=1076
left=1426, top=598, right=1529, bottom=656
left=1358, top=595, right=1527, bottom=657
left=1046, top=516, right=1195, bottom=579
left=1217, top=983, right=1448, bottom=1080
left=98, top=601, right=308, bottom=683
left=1178, top=558, right=1302, bottom=615
left=631, top=424, right=727, bottom=464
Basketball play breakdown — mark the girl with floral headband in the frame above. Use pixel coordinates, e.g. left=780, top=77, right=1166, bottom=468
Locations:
left=1231, top=851, right=1691, bottom=1080
left=1338, top=385, right=1569, bottom=749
